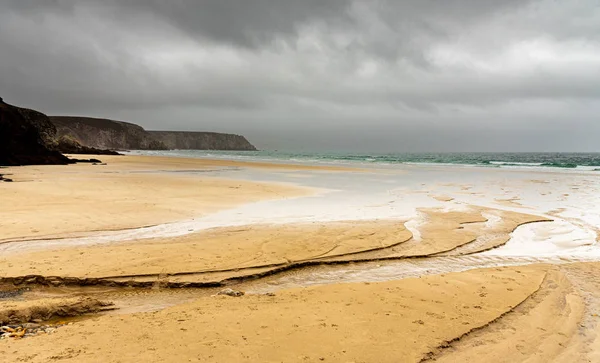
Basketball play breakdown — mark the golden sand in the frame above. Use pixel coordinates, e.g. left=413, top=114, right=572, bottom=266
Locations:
left=2, top=154, right=594, bottom=362
left=430, top=263, right=600, bottom=363
left=0, top=206, right=549, bottom=285
left=0, top=220, right=412, bottom=278
left=0, top=155, right=318, bottom=242
left=0, top=266, right=547, bottom=363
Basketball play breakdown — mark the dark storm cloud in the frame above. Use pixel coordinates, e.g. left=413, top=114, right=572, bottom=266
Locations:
left=4, top=1, right=528, bottom=46
left=114, top=0, right=531, bottom=62
left=0, top=0, right=599, bottom=151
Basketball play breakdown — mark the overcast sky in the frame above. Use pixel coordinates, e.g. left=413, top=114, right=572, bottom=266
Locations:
left=1, top=0, right=599, bottom=152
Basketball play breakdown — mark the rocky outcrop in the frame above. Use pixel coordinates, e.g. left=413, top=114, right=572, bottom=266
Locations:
left=55, top=135, right=121, bottom=156
left=148, top=131, right=257, bottom=151
left=50, top=117, right=168, bottom=151
left=0, top=98, right=71, bottom=166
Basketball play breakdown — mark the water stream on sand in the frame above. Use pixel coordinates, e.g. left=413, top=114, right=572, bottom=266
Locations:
left=3, top=162, right=600, bottom=316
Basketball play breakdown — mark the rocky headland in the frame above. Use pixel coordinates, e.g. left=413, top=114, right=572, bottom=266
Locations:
left=0, top=98, right=71, bottom=166
left=51, top=116, right=257, bottom=151
left=0, top=97, right=256, bottom=167
left=51, top=116, right=168, bottom=151
left=0, top=98, right=118, bottom=166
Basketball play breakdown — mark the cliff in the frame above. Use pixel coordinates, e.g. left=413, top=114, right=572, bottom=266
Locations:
left=55, top=135, right=121, bottom=156
left=0, top=98, right=71, bottom=166
left=50, top=117, right=168, bottom=151
left=148, top=131, right=257, bottom=151
left=51, top=116, right=258, bottom=151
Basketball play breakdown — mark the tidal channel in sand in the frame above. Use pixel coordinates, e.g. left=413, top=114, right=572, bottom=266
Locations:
left=2, top=154, right=600, bottom=362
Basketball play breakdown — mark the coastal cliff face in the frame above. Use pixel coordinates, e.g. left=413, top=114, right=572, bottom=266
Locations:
left=148, top=131, right=257, bottom=151
left=50, top=117, right=168, bottom=151
left=55, top=135, right=121, bottom=156
left=51, top=116, right=258, bottom=151
left=0, top=98, right=71, bottom=166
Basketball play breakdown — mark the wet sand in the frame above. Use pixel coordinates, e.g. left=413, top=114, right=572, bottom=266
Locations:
left=0, top=206, right=547, bottom=283
left=2, top=155, right=600, bottom=362
left=0, top=155, right=320, bottom=242
left=0, top=220, right=412, bottom=278
left=431, top=262, right=600, bottom=363
left=1, top=266, right=547, bottom=363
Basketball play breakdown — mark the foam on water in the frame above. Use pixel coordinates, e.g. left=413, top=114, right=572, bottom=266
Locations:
left=3, top=157, right=600, bottom=263
left=129, top=150, right=600, bottom=172
left=483, top=220, right=598, bottom=257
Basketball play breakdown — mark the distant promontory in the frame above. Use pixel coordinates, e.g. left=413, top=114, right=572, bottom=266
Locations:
left=50, top=116, right=257, bottom=151
left=0, top=97, right=256, bottom=166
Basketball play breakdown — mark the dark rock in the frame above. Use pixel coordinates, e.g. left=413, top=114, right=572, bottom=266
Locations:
left=68, top=158, right=102, bottom=164
left=55, top=135, right=121, bottom=155
left=0, top=99, right=115, bottom=166
left=0, top=99, right=71, bottom=166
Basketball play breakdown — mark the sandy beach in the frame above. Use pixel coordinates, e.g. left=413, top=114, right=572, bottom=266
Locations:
left=0, top=155, right=321, bottom=242
left=2, top=154, right=600, bottom=362
left=3, top=1, right=599, bottom=360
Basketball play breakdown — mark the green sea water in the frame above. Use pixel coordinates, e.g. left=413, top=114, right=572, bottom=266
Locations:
left=136, top=150, right=600, bottom=171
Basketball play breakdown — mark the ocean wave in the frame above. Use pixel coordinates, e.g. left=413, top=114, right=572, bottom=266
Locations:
left=486, top=161, right=544, bottom=167
left=485, top=161, right=580, bottom=169
left=540, top=162, right=579, bottom=168
left=129, top=150, right=600, bottom=171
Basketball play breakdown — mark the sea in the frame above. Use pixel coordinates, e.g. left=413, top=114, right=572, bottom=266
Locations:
left=130, top=150, right=600, bottom=171
left=40, top=148, right=599, bottom=261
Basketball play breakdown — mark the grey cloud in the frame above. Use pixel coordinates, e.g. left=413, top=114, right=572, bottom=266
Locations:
left=0, top=0, right=599, bottom=151
left=3, top=0, right=349, bottom=47
left=3, top=0, right=534, bottom=61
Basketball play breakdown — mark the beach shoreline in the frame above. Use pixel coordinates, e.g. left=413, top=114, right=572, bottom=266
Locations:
left=0, top=155, right=331, bottom=243
left=2, top=153, right=600, bottom=362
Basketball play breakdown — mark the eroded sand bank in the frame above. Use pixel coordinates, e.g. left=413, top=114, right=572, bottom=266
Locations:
left=0, top=266, right=547, bottom=363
